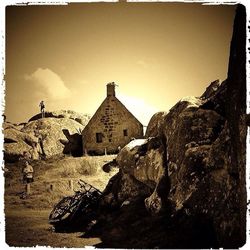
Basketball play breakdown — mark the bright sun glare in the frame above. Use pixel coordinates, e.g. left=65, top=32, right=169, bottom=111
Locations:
left=118, top=94, right=159, bottom=127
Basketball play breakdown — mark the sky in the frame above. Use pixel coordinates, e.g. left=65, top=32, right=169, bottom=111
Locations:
left=4, top=2, right=236, bottom=126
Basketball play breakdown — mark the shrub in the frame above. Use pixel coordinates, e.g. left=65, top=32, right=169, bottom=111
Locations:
left=76, top=157, right=98, bottom=176
left=59, top=159, right=77, bottom=178
left=57, top=156, right=100, bottom=178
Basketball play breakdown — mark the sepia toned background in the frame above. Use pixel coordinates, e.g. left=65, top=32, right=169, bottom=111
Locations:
left=5, top=2, right=236, bottom=126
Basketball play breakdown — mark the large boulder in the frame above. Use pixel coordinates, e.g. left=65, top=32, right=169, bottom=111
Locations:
left=102, top=171, right=152, bottom=208
left=145, top=112, right=167, bottom=138
left=3, top=121, right=26, bottom=131
left=3, top=127, right=39, bottom=162
left=163, top=98, right=225, bottom=165
left=95, top=5, right=246, bottom=248
left=21, top=118, right=84, bottom=158
left=28, top=110, right=91, bottom=126
left=102, top=137, right=170, bottom=214
left=3, top=116, right=86, bottom=162
left=167, top=5, right=246, bottom=248
left=222, top=4, right=246, bottom=246
left=116, top=138, right=166, bottom=189
left=200, top=79, right=228, bottom=116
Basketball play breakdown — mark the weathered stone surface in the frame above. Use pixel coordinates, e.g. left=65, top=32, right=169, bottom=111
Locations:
left=116, top=138, right=165, bottom=187
left=3, top=127, right=40, bottom=162
left=169, top=5, right=246, bottom=248
left=144, top=189, right=162, bottom=214
left=145, top=112, right=167, bottom=138
left=201, top=79, right=228, bottom=117
left=103, top=137, right=170, bottom=214
left=3, top=116, right=86, bottom=162
left=22, top=118, right=84, bottom=158
left=4, top=127, right=36, bottom=144
left=222, top=4, right=246, bottom=246
left=101, top=171, right=152, bottom=208
left=167, top=5, right=246, bottom=248
left=94, top=5, right=246, bottom=248
left=29, top=110, right=90, bottom=126
left=4, top=111, right=89, bottom=161
left=201, top=79, right=221, bottom=100
left=3, top=121, right=26, bottom=131
left=164, top=100, right=225, bottom=165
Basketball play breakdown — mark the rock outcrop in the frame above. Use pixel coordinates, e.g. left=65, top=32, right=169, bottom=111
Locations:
left=21, top=118, right=84, bottom=158
left=90, top=5, right=246, bottom=249
left=101, top=138, right=170, bottom=213
left=3, top=112, right=90, bottom=162
left=4, top=127, right=39, bottom=162
left=145, top=111, right=167, bottom=138
left=29, top=110, right=91, bottom=126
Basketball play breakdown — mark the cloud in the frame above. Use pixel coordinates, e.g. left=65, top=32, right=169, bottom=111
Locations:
left=24, top=68, right=71, bottom=100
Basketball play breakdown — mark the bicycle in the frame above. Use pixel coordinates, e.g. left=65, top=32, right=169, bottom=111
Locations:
left=49, top=179, right=102, bottom=231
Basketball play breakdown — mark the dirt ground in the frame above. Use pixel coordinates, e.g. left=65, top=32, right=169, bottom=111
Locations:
left=5, top=209, right=102, bottom=248
left=4, top=155, right=118, bottom=248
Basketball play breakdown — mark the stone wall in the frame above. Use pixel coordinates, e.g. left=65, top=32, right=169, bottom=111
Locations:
left=82, top=95, right=143, bottom=155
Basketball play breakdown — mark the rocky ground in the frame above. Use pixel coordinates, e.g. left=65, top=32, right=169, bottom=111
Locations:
left=5, top=209, right=102, bottom=248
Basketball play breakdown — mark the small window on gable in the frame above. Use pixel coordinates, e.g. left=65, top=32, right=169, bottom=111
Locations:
left=96, top=133, right=103, bottom=143
left=123, top=129, right=128, bottom=137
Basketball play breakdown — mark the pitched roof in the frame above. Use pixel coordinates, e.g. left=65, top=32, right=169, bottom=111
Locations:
left=82, top=95, right=142, bottom=134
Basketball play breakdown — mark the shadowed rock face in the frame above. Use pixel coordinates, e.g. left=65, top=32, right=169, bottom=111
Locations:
left=224, top=3, right=246, bottom=246
left=88, top=5, right=246, bottom=248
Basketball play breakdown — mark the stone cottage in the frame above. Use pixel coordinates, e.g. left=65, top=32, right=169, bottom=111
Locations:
left=82, top=82, right=143, bottom=155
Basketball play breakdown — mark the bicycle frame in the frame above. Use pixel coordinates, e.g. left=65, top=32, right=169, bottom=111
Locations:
left=49, top=180, right=102, bottom=230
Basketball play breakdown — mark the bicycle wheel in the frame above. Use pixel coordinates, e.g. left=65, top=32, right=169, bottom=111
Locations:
left=49, top=196, right=74, bottom=223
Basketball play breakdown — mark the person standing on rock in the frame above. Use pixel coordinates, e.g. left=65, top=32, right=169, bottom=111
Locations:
left=22, top=161, right=34, bottom=197
left=39, top=100, right=45, bottom=118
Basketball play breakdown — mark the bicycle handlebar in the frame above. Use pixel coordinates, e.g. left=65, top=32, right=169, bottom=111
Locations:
left=76, top=179, right=102, bottom=195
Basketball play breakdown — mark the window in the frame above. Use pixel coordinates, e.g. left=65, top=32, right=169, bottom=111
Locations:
left=123, top=129, right=128, bottom=136
left=96, top=133, right=103, bottom=143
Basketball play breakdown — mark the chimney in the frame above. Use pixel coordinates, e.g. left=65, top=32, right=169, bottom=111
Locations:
left=107, top=82, right=116, bottom=97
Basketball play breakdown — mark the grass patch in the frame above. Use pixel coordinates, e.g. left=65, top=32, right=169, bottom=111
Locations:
left=5, top=154, right=118, bottom=210
left=58, top=156, right=99, bottom=177
left=46, top=155, right=117, bottom=178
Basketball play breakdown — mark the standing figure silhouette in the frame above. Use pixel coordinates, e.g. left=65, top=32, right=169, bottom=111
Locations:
left=39, top=100, right=45, bottom=118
